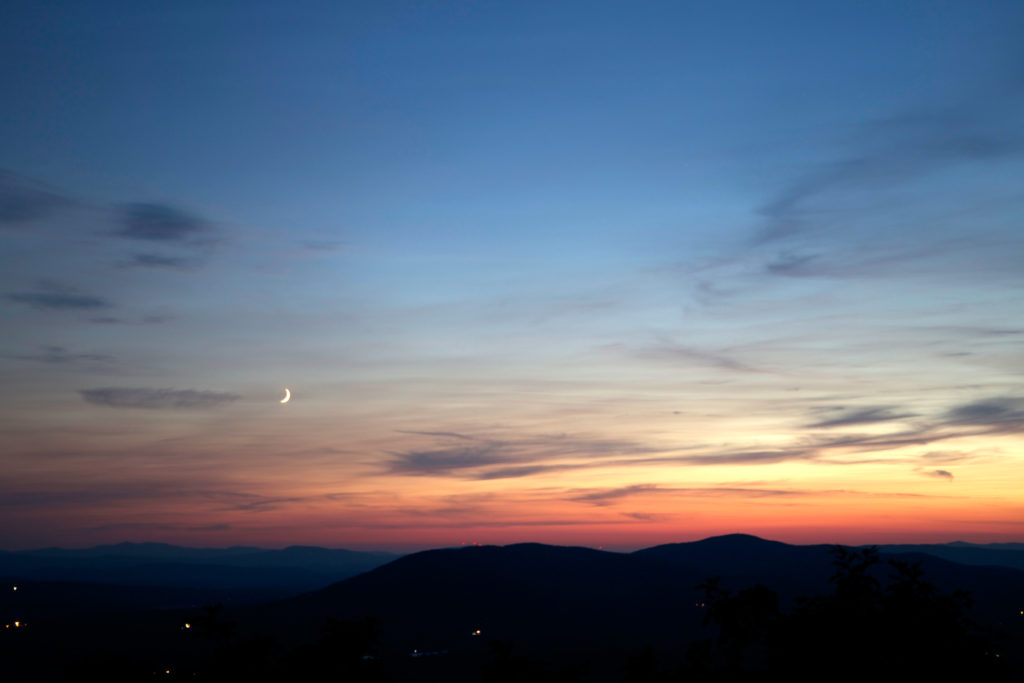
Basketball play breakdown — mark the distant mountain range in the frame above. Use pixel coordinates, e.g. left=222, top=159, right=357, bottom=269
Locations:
left=235, top=534, right=1024, bottom=680
left=253, top=534, right=1024, bottom=645
left=2, top=535, right=1022, bottom=601
left=874, top=541, right=1024, bottom=570
left=3, top=534, right=1022, bottom=681
left=0, top=543, right=399, bottom=602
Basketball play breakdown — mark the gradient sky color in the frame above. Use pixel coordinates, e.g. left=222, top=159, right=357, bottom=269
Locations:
left=2, top=1, right=1023, bottom=551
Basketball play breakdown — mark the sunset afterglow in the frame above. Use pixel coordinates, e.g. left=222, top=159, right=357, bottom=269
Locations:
left=1, top=2, right=1022, bottom=552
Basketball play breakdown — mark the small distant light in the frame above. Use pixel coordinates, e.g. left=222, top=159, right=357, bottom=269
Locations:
left=11, top=585, right=17, bottom=591
left=13, top=621, right=20, bottom=628
left=472, top=629, right=481, bottom=636
left=184, top=623, right=191, bottom=629
left=165, top=669, right=171, bottom=675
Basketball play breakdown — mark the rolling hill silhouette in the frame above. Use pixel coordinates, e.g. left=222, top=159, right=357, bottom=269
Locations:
left=633, top=533, right=837, bottom=599
left=235, top=535, right=1023, bottom=678
left=258, top=543, right=709, bottom=652
left=878, top=542, right=1024, bottom=571
left=4, top=535, right=1023, bottom=681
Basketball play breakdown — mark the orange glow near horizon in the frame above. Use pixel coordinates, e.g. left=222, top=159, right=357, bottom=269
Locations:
left=3, top=304, right=1022, bottom=552
left=6, top=418, right=1021, bottom=550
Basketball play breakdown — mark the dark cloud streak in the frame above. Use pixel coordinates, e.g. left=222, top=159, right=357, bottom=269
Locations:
left=6, top=290, right=111, bottom=311
left=0, top=170, right=71, bottom=224
left=80, top=387, right=240, bottom=409
left=806, top=406, right=917, bottom=429
left=386, top=446, right=514, bottom=476
left=382, top=395, right=1021, bottom=481
left=395, top=429, right=475, bottom=441
left=4, top=345, right=113, bottom=365
left=944, top=397, right=1024, bottom=431
left=87, top=522, right=232, bottom=532
left=117, top=203, right=209, bottom=242
left=384, top=434, right=661, bottom=478
left=121, top=253, right=197, bottom=270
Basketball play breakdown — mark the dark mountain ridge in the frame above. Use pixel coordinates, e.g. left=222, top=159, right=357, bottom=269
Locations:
left=0, top=544, right=398, bottom=597
left=877, top=542, right=1024, bottom=571
left=4, top=534, right=1023, bottom=681
left=263, top=542, right=709, bottom=650
left=242, top=534, right=1024, bottom=647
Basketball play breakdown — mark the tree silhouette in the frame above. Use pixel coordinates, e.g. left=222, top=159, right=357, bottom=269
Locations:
left=683, top=546, right=1009, bottom=682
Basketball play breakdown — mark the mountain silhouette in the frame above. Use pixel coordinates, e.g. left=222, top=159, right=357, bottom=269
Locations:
left=4, top=535, right=1023, bottom=681
left=878, top=542, right=1024, bottom=571
left=233, top=536, right=1024, bottom=678
left=0, top=544, right=398, bottom=597
left=258, top=543, right=709, bottom=653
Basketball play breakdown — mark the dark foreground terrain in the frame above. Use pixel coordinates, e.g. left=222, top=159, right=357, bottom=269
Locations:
left=2, top=535, right=1022, bottom=681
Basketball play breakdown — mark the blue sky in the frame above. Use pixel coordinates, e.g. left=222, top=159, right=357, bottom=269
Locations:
left=1, top=1, right=1022, bottom=549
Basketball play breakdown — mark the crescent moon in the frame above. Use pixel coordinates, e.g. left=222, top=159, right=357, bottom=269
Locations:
left=280, top=388, right=291, bottom=404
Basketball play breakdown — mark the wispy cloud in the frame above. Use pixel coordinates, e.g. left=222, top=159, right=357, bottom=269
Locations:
left=0, top=478, right=344, bottom=516
left=0, top=170, right=71, bottom=225
left=763, top=244, right=952, bottom=278
left=944, top=397, right=1024, bottom=431
left=804, top=396, right=1024, bottom=461
left=565, top=482, right=938, bottom=507
left=923, top=469, right=954, bottom=481
left=634, top=342, right=762, bottom=373
left=80, top=387, right=240, bottom=409
left=664, top=449, right=817, bottom=466
left=568, top=484, right=660, bottom=505
left=5, top=281, right=112, bottom=311
left=84, top=314, right=175, bottom=326
left=200, top=491, right=306, bottom=512
left=918, top=450, right=973, bottom=464
left=386, top=445, right=515, bottom=476
left=6, top=291, right=110, bottom=310
left=325, top=517, right=643, bottom=531
left=3, top=345, right=113, bottom=365
left=301, top=240, right=346, bottom=252
left=765, top=251, right=820, bottom=275
left=87, top=522, right=232, bottom=532
left=116, top=202, right=210, bottom=243
left=476, top=465, right=579, bottom=480
left=755, top=105, right=1023, bottom=245
left=0, top=480, right=205, bottom=509
left=395, top=429, right=475, bottom=441
left=383, top=394, right=1022, bottom=482
left=384, top=433, right=660, bottom=479
left=120, top=253, right=198, bottom=270
left=621, top=512, right=665, bottom=521
left=806, top=406, right=917, bottom=429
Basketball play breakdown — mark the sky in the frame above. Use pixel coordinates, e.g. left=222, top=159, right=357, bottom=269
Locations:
left=1, top=1, right=1023, bottom=552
